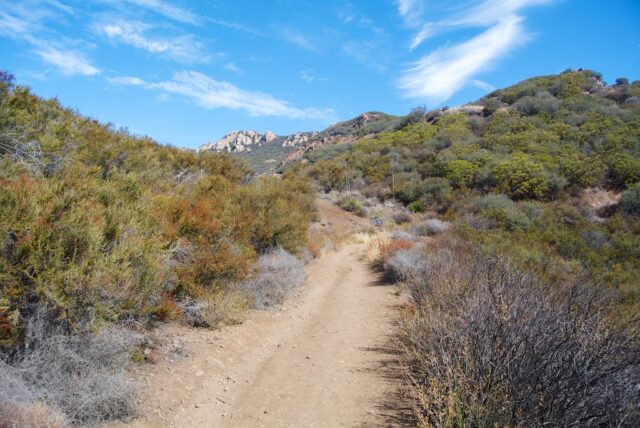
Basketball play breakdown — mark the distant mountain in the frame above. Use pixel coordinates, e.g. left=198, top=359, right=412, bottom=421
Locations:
left=199, top=130, right=320, bottom=154
left=199, top=130, right=279, bottom=153
left=199, top=112, right=402, bottom=173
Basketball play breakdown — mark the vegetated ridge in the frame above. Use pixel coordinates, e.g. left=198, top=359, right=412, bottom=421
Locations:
left=293, top=69, right=640, bottom=310
left=198, top=111, right=401, bottom=173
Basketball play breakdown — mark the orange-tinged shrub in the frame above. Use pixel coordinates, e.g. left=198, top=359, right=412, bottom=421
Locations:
left=0, top=76, right=317, bottom=350
left=379, top=238, right=414, bottom=262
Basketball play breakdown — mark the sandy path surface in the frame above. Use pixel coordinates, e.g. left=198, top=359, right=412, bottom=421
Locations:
left=113, top=201, right=409, bottom=427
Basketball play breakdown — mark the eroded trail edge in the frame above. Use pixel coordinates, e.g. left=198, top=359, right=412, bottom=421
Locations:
left=115, top=204, right=408, bottom=427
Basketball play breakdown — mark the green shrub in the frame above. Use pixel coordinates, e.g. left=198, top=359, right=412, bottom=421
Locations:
left=443, top=159, right=478, bottom=188
left=420, top=177, right=452, bottom=205
left=561, top=156, right=607, bottom=188
left=475, top=194, right=532, bottom=231
left=408, top=200, right=425, bottom=213
left=0, top=79, right=315, bottom=349
left=338, top=196, right=366, bottom=217
left=492, top=155, right=552, bottom=200
left=620, top=182, right=640, bottom=216
left=395, top=172, right=422, bottom=204
left=608, top=154, right=640, bottom=188
left=512, top=92, right=560, bottom=115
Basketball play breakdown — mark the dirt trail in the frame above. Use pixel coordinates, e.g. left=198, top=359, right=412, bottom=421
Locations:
left=114, top=201, right=408, bottom=427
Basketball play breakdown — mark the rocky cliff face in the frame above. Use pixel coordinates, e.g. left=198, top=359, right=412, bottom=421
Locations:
left=199, top=130, right=321, bottom=155
left=199, top=130, right=278, bottom=153
left=281, top=132, right=319, bottom=148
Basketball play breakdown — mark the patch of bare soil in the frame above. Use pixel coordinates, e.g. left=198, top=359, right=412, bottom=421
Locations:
left=581, top=187, right=621, bottom=210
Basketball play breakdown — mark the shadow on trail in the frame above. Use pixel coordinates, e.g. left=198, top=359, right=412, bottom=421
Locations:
left=355, top=340, right=416, bottom=427
left=365, top=261, right=397, bottom=287
left=355, top=266, right=416, bottom=427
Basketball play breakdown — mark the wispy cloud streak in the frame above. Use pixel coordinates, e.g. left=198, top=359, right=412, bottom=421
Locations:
left=409, top=0, right=552, bottom=50
left=397, top=0, right=554, bottom=102
left=36, top=45, right=100, bottom=76
left=0, top=6, right=100, bottom=76
left=95, top=20, right=212, bottom=63
left=119, top=0, right=200, bottom=25
left=109, top=71, right=335, bottom=120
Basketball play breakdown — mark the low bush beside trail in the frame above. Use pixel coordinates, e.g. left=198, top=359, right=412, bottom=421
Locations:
left=240, top=248, right=306, bottom=309
left=400, top=240, right=640, bottom=427
left=1, top=309, right=139, bottom=426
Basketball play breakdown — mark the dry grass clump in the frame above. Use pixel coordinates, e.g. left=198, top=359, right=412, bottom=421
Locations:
left=366, top=231, right=422, bottom=283
left=240, top=248, right=305, bottom=309
left=1, top=309, right=139, bottom=426
left=181, top=291, right=249, bottom=328
left=365, top=232, right=391, bottom=261
left=402, top=241, right=640, bottom=427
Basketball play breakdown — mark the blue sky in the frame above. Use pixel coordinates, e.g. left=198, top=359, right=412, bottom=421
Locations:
left=1, top=0, right=639, bottom=149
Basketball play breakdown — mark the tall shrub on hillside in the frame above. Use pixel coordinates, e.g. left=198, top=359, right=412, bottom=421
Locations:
left=0, top=77, right=315, bottom=349
left=492, top=155, right=551, bottom=200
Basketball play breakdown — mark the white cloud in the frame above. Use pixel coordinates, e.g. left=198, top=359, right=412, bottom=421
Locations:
left=209, top=18, right=264, bottom=37
left=409, top=0, right=553, bottom=49
left=398, top=0, right=554, bottom=102
left=120, top=0, right=200, bottom=25
left=0, top=11, right=31, bottom=36
left=95, top=20, right=212, bottom=63
left=0, top=8, right=101, bottom=76
left=108, top=76, right=147, bottom=86
left=44, top=0, right=76, bottom=15
left=108, top=71, right=335, bottom=120
left=398, top=15, right=525, bottom=103
left=36, top=45, right=101, bottom=76
left=410, top=23, right=435, bottom=51
left=397, top=0, right=423, bottom=27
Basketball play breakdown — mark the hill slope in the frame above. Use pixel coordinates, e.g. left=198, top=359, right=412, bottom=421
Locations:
left=294, top=69, right=640, bottom=308
left=199, top=112, right=402, bottom=173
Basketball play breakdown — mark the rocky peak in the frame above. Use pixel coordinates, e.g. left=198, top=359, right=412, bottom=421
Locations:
left=199, top=130, right=279, bottom=153
left=353, top=112, right=383, bottom=128
left=281, top=132, right=319, bottom=148
left=263, top=131, right=277, bottom=143
left=199, top=129, right=323, bottom=154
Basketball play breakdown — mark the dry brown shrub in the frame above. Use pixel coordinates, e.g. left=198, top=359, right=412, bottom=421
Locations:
left=402, top=241, right=640, bottom=427
left=181, top=291, right=249, bottom=328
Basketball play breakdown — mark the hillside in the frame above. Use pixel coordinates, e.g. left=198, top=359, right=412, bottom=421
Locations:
left=286, top=69, right=640, bottom=426
left=293, top=69, right=640, bottom=308
left=198, top=112, right=401, bottom=173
